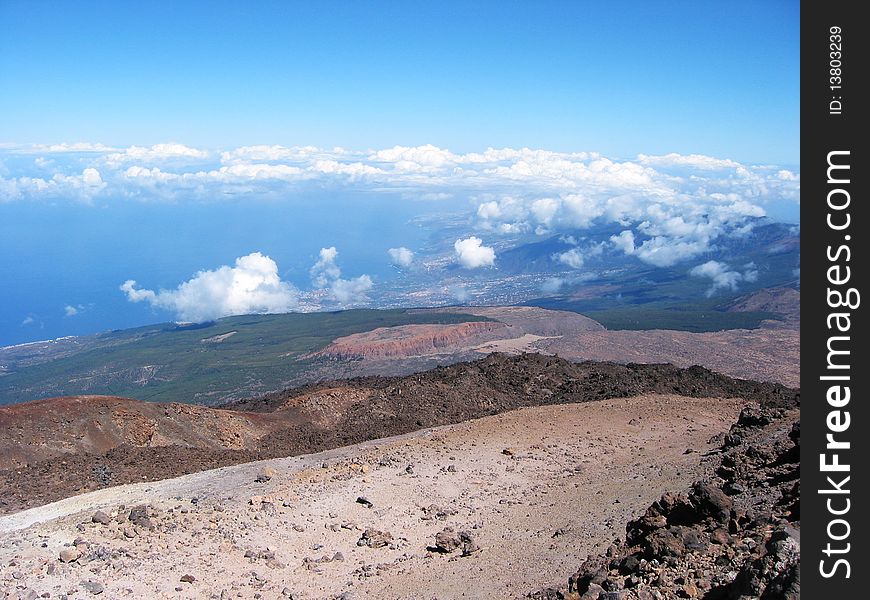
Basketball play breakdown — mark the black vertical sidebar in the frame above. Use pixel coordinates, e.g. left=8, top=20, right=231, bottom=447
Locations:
left=802, top=0, right=868, bottom=596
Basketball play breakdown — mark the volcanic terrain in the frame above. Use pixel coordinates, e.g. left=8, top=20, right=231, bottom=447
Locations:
left=0, top=349, right=800, bottom=600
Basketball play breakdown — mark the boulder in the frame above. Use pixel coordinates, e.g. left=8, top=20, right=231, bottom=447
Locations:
left=357, top=528, right=392, bottom=548
left=91, top=511, right=111, bottom=525
left=59, top=548, right=80, bottom=563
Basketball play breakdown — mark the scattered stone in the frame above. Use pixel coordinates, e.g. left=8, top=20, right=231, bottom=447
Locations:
left=256, top=467, right=276, bottom=483
left=91, top=511, right=111, bottom=525
left=421, top=504, right=457, bottom=521
left=357, top=529, right=393, bottom=548
left=431, top=527, right=480, bottom=556
left=618, top=554, right=640, bottom=575
left=80, top=581, right=104, bottom=595
left=59, top=548, right=80, bottom=563
left=356, top=496, right=373, bottom=508
left=128, top=505, right=154, bottom=530
left=709, top=528, right=732, bottom=545
left=91, top=463, right=113, bottom=486
left=180, top=574, right=196, bottom=583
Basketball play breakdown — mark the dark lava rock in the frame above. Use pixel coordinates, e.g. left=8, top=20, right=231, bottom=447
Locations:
left=128, top=505, right=155, bottom=530
left=618, top=554, right=641, bottom=575
left=727, top=525, right=800, bottom=599
left=690, top=481, right=733, bottom=523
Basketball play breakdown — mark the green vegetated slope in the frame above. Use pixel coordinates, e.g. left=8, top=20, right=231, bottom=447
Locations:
left=0, top=310, right=490, bottom=406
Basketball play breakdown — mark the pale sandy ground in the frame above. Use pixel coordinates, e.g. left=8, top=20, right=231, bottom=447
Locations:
left=0, top=395, right=747, bottom=600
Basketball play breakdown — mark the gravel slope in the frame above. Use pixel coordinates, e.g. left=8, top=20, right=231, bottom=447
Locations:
left=0, top=394, right=746, bottom=600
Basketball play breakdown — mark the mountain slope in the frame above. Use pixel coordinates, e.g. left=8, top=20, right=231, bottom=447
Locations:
left=0, top=353, right=798, bottom=515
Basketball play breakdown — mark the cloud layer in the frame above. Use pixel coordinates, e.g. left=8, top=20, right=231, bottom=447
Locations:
left=2, top=142, right=799, bottom=268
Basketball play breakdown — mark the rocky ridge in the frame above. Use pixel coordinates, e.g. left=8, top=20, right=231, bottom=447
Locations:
left=528, top=404, right=800, bottom=600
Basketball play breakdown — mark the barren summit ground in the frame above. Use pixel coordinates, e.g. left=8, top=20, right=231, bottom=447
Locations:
left=0, top=395, right=748, bottom=600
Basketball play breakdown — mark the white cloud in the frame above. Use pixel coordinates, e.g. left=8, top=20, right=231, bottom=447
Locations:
left=308, top=159, right=383, bottom=179
left=0, top=143, right=800, bottom=210
left=476, top=201, right=502, bottom=220
left=541, top=277, right=565, bottom=293
left=119, top=280, right=157, bottom=303
left=220, top=145, right=321, bottom=164
left=454, top=237, right=496, bottom=269
left=531, top=198, right=560, bottom=228
left=0, top=167, right=106, bottom=202
left=8, top=142, right=119, bottom=154
left=120, top=252, right=298, bottom=322
left=310, top=247, right=342, bottom=288
left=636, top=237, right=710, bottom=268
left=742, top=262, right=759, bottom=283
left=556, top=248, right=584, bottom=269
left=562, top=194, right=605, bottom=228
left=330, top=275, right=373, bottom=304
left=637, top=152, right=741, bottom=170
left=388, top=247, right=414, bottom=267
left=208, top=163, right=305, bottom=181
left=21, top=316, right=35, bottom=326
left=369, top=144, right=459, bottom=172
left=610, top=230, right=636, bottom=255
left=105, top=143, right=209, bottom=165
left=689, top=260, right=758, bottom=297
left=64, top=305, right=79, bottom=317
left=449, top=284, right=469, bottom=303
left=308, top=246, right=373, bottom=305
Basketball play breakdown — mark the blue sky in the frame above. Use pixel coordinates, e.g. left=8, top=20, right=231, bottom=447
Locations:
left=1, top=0, right=799, bottom=164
